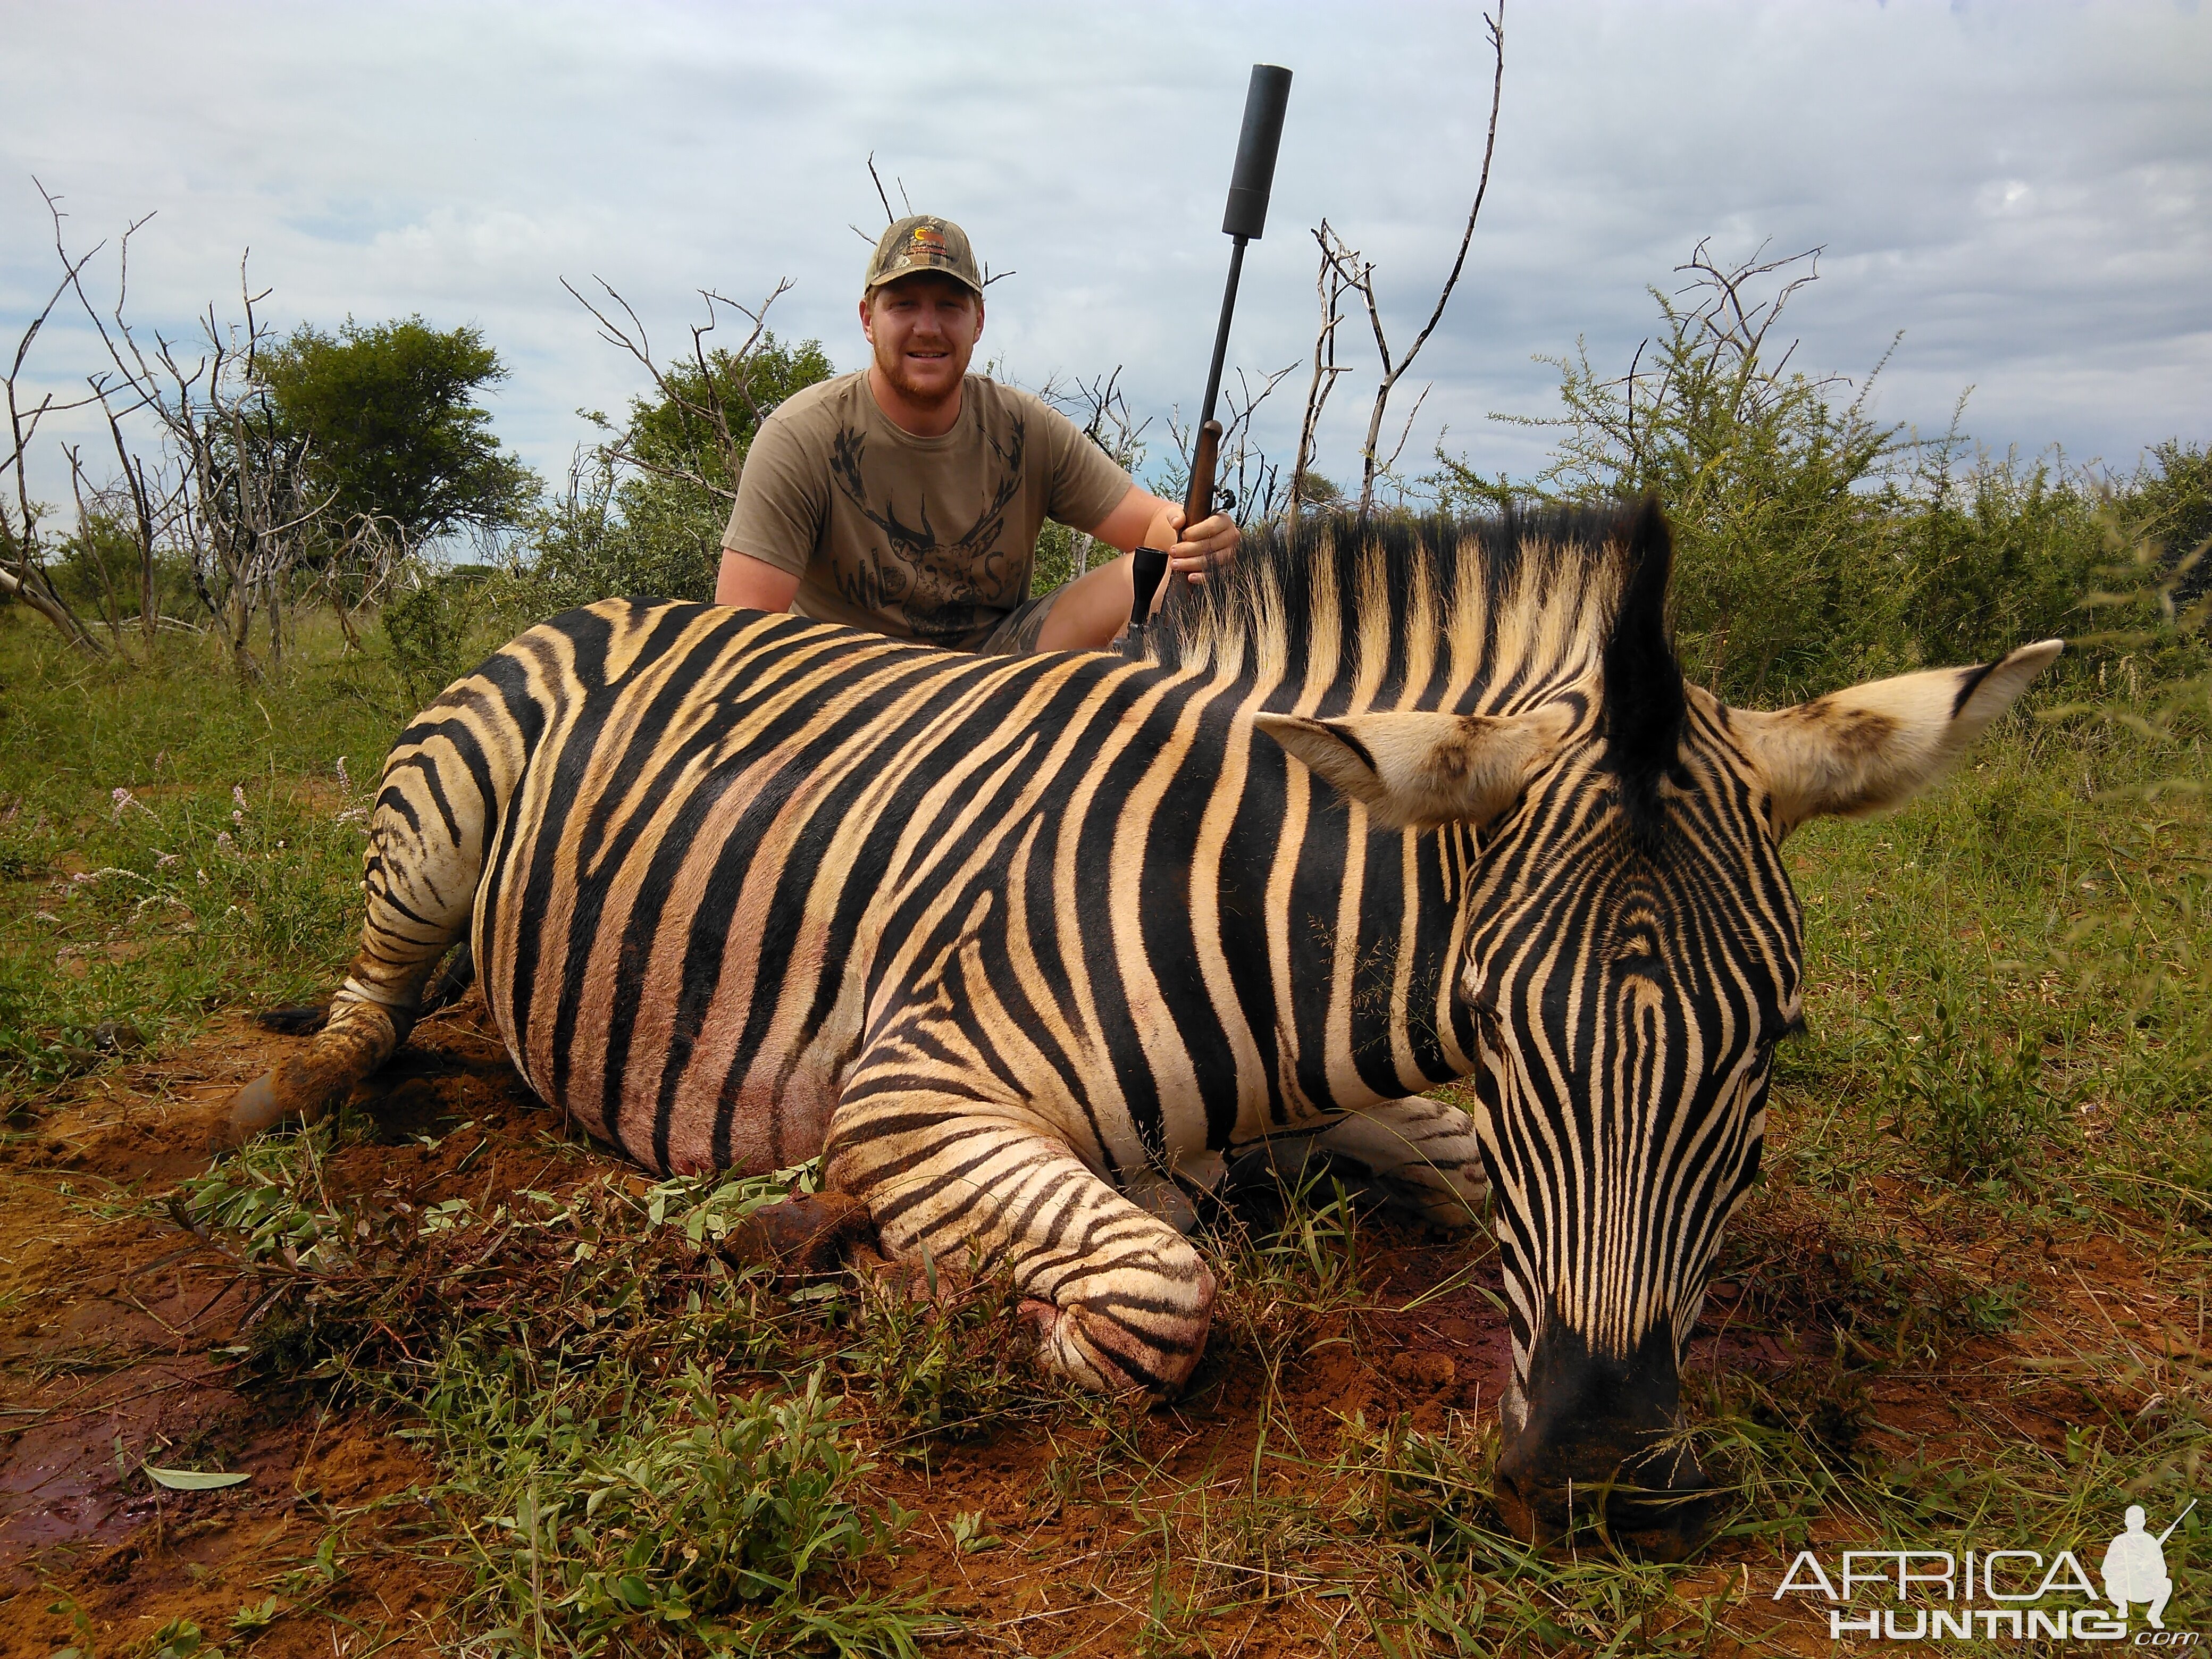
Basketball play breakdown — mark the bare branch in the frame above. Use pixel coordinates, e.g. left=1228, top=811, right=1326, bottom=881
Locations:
left=1041, top=368, right=1155, bottom=574
left=1291, top=221, right=1358, bottom=527
left=1378, top=381, right=1433, bottom=475
left=867, top=152, right=896, bottom=226
left=1217, top=358, right=1300, bottom=525
left=563, top=275, right=794, bottom=508
left=1348, top=1, right=1507, bottom=518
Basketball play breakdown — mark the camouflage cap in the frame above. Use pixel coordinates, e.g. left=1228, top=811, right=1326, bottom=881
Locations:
left=864, top=214, right=984, bottom=298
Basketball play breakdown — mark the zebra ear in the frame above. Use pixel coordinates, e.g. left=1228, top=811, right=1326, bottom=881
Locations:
left=1737, top=640, right=2063, bottom=836
left=1254, top=703, right=1575, bottom=829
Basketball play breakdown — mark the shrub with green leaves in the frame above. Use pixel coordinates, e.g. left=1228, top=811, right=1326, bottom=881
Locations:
left=1882, top=995, right=2072, bottom=1185
left=433, top=1360, right=923, bottom=1657
left=847, top=1266, right=1045, bottom=1455
left=379, top=564, right=544, bottom=706
left=1437, top=241, right=2181, bottom=703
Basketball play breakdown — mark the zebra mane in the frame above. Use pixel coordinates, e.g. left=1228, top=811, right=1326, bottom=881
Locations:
left=1147, top=501, right=1683, bottom=735
left=1602, top=495, right=1689, bottom=843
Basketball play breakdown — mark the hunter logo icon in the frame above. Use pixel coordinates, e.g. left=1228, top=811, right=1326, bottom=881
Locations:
left=1772, top=1499, right=2201, bottom=1641
left=2106, top=1501, right=2193, bottom=1629
left=910, top=222, right=949, bottom=258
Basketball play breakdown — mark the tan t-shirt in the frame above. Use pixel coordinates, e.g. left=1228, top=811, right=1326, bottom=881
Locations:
left=720, top=372, right=1134, bottom=650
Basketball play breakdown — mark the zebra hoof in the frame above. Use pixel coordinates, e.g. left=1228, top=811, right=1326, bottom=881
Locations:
left=218, top=1072, right=291, bottom=1150
left=1023, top=1269, right=1215, bottom=1398
left=216, top=1066, right=340, bottom=1151
left=724, top=1192, right=877, bottom=1285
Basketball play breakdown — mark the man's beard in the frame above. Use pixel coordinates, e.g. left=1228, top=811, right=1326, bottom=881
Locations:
left=876, top=339, right=963, bottom=404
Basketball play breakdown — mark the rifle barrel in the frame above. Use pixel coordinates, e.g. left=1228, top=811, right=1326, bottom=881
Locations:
left=2157, top=1499, right=2198, bottom=1545
left=1222, top=65, right=1293, bottom=240
left=1195, top=64, right=1289, bottom=456
left=1198, top=237, right=1247, bottom=434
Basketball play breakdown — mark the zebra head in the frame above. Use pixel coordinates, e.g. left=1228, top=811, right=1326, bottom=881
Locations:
left=1258, top=499, right=2059, bottom=1551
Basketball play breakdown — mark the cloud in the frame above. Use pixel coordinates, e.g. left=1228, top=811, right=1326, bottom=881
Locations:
left=4, top=0, right=2206, bottom=513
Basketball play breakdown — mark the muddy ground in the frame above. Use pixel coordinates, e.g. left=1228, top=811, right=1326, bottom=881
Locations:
left=2, top=1000, right=2199, bottom=1657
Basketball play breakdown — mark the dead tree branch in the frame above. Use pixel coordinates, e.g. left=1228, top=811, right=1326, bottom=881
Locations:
left=0, top=186, right=113, bottom=653
left=562, top=275, right=793, bottom=505
left=1291, top=221, right=1357, bottom=528
left=1042, top=368, right=1154, bottom=575
left=1338, top=0, right=1507, bottom=518
left=868, top=153, right=898, bottom=226
left=1162, top=357, right=1299, bottom=526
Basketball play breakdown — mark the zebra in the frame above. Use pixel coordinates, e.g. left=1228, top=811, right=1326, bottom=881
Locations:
left=227, top=499, right=2057, bottom=1551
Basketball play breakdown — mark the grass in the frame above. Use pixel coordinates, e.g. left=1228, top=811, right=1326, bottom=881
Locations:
left=5, top=599, right=2212, bottom=1654
left=0, top=609, right=403, bottom=1100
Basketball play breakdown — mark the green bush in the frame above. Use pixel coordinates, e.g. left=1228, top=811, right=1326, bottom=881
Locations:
left=526, top=334, right=835, bottom=612
left=379, top=564, right=540, bottom=706
left=2137, top=439, right=2212, bottom=601
left=1438, top=244, right=2194, bottom=702
left=1881, top=994, right=2072, bottom=1185
left=431, top=1358, right=923, bottom=1656
left=551, top=1367, right=886, bottom=1630
left=1899, top=445, right=2110, bottom=667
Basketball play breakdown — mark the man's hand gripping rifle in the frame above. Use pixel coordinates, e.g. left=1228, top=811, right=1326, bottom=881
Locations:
left=1127, top=63, right=1293, bottom=659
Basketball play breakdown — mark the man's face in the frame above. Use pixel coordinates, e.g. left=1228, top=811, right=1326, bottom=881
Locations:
left=860, top=274, right=983, bottom=405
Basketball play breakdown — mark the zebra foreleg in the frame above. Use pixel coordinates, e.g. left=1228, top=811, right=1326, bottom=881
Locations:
left=824, top=1096, right=1217, bottom=1395
left=1320, top=1096, right=1492, bottom=1229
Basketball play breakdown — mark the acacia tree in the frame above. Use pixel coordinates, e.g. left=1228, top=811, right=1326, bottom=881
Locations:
left=35, top=191, right=343, bottom=677
left=2, top=206, right=114, bottom=655
left=1448, top=242, right=1911, bottom=699
left=7, top=190, right=337, bottom=673
left=257, top=317, right=534, bottom=645
left=130, top=274, right=334, bottom=676
left=259, top=317, right=533, bottom=547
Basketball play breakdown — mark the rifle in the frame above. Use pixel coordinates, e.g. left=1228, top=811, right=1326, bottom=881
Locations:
left=1127, top=63, right=1293, bottom=658
left=2157, top=1500, right=2198, bottom=1546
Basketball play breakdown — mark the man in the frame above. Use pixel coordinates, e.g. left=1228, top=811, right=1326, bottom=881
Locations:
left=715, top=214, right=1238, bottom=652
left=2102, top=1505, right=2175, bottom=1630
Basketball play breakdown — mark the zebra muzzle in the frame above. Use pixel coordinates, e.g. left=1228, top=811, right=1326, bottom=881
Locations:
left=1493, top=1321, right=1713, bottom=1557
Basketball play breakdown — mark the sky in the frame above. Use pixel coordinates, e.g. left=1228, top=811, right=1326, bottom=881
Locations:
left=3, top=0, right=2207, bottom=522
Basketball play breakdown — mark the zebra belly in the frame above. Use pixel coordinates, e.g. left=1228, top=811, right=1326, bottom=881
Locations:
left=459, top=607, right=1116, bottom=1179
left=469, top=684, right=906, bottom=1177
left=473, top=771, right=872, bottom=1175
left=423, top=600, right=1470, bottom=1198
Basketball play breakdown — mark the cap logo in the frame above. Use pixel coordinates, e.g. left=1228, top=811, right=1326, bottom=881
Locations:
left=867, top=215, right=979, bottom=294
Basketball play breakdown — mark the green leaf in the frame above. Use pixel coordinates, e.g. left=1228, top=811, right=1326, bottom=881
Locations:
left=145, top=1464, right=251, bottom=1491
